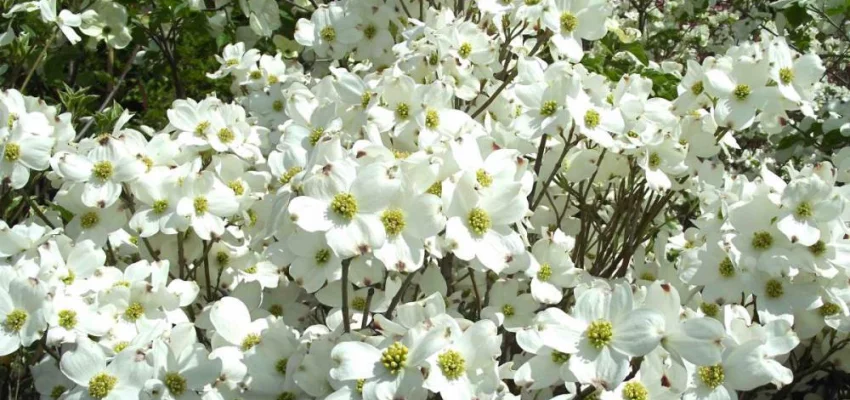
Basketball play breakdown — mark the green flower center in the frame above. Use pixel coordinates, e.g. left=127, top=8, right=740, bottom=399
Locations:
left=194, top=196, right=208, bottom=214
left=314, top=248, right=331, bottom=265
left=622, top=381, right=649, bottom=400
left=427, top=182, right=442, bottom=197
left=733, top=84, right=751, bottom=101
left=364, top=24, right=377, bottom=39
left=4, top=142, right=20, bottom=162
left=502, top=304, right=515, bottom=317
left=92, top=161, right=114, bottom=181
left=216, top=251, right=230, bottom=266
left=164, top=372, right=187, bottom=396
left=50, top=385, right=66, bottom=399
left=124, top=302, right=144, bottom=322
left=779, top=67, right=794, bottom=85
left=249, top=70, right=263, bottom=80
left=360, top=92, right=372, bottom=108
left=195, top=121, right=211, bottom=136
left=228, top=181, right=245, bottom=196
left=476, top=169, right=493, bottom=187
left=352, top=296, right=368, bottom=311
left=276, top=358, right=288, bottom=375
left=584, top=110, right=601, bottom=129
left=820, top=302, right=841, bottom=317
left=320, top=26, right=336, bottom=42
left=113, top=341, right=129, bottom=353
left=458, top=42, right=472, bottom=58
left=718, top=257, right=735, bottom=277
left=425, top=108, right=440, bottom=129
left=396, top=103, right=410, bottom=119
left=152, top=199, right=169, bottom=214
left=61, top=270, right=75, bottom=285
left=277, top=393, right=296, bottom=400
left=218, top=128, right=235, bottom=144
left=330, top=193, right=358, bottom=220
left=241, top=333, right=262, bottom=351
left=225, top=59, right=239, bottom=67
left=244, top=265, right=257, bottom=274
left=58, top=309, right=77, bottom=329
left=7, top=113, right=18, bottom=128
left=698, top=364, right=725, bottom=389
left=80, top=212, right=100, bottom=228
left=751, top=231, right=773, bottom=250
left=586, top=320, right=613, bottom=349
left=765, top=279, right=784, bottom=298
left=648, top=152, right=661, bottom=168
left=381, top=342, right=409, bottom=374
left=88, top=373, right=117, bottom=399
left=560, top=12, right=578, bottom=32
left=113, top=280, right=130, bottom=288
left=381, top=208, right=406, bottom=237
left=437, top=350, right=466, bottom=380
left=273, top=100, right=284, bottom=112
left=639, top=272, right=656, bottom=281
left=280, top=166, right=303, bottom=185
left=700, top=302, right=720, bottom=317
left=540, top=100, right=558, bottom=117
left=537, top=263, right=552, bottom=281
left=525, top=0, right=541, bottom=5
left=467, top=207, right=491, bottom=236
left=309, top=127, right=324, bottom=145
left=393, top=149, right=410, bottom=159
left=795, top=201, right=813, bottom=219
left=691, top=81, right=704, bottom=95
left=356, top=379, right=365, bottom=393
left=551, top=350, right=570, bottom=364
left=4, top=309, right=27, bottom=332
left=269, top=304, right=283, bottom=317
left=809, top=240, right=826, bottom=257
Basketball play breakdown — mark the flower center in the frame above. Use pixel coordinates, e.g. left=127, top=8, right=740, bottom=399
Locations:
left=381, top=342, right=409, bottom=374
left=61, top=270, right=75, bottom=285
left=280, top=166, right=303, bottom=185
left=309, top=127, right=324, bottom=145
left=50, top=385, right=67, bottom=399
left=718, top=257, right=735, bottom=278
left=425, top=108, right=440, bottom=129
left=560, top=12, right=578, bottom=32
left=92, top=161, right=114, bottom=181
left=276, top=358, right=288, bottom=375
left=113, top=341, right=129, bottom=353
left=364, top=24, right=377, bottom=39
left=88, top=372, right=117, bottom=399
left=622, top=381, right=649, bottom=400
left=216, top=251, right=230, bottom=266
left=794, top=201, right=813, bottom=219
left=467, top=207, right=491, bottom=236
left=691, top=81, right=704, bottom=95
left=4, top=143, right=20, bottom=162
left=164, top=372, right=187, bottom=396
left=320, top=26, right=336, bottom=42
left=779, top=67, right=794, bottom=85
left=437, top=350, right=466, bottom=380
left=809, top=240, right=826, bottom=257
left=152, top=199, right=169, bottom=214
left=228, top=181, right=245, bottom=196
left=698, top=364, right=725, bottom=389
left=733, top=84, right=751, bottom=101
left=551, top=350, right=570, bottom=364
left=241, top=333, right=262, bottom=351
left=194, top=196, right=209, bottom=214
left=58, top=309, right=77, bottom=329
left=124, top=302, right=144, bottom=322
left=476, top=169, right=493, bottom=187
left=352, top=296, right=368, bottom=311
left=330, top=192, right=358, bottom=220
left=269, top=304, right=283, bottom=317
left=195, top=121, right=211, bottom=136
left=427, top=182, right=442, bottom=197
left=277, top=393, right=296, bottom=400
left=249, top=70, right=263, bottom=80
left=314, top=248, right=332, bottom=265
left=381, top=209, right=406, bottom=237
left=820, top=302, right=841, bottom=316
left=396, top=103, right=410, bottom=119
left=458, top=42, right=472, bottom=58
left=218, top=128, right=235, bottom=144
left=4, top=309, right=27, bottom=332
left=80, top=212, right=100, bottom=228
left=640, top=272, right=656, bottom=281
left=648, top=152, right=661, bottom=168
left=700, top=302, right=719, bottom=317
left=356, top=379, right=365, bottom=393
left=584, top=109, right=601, bottom=129
left=765, top=279, right=784, bottom=298
left=585, top=320, right=613, bottom=349
left=537, top=263, right=552, bottom=281
left=751, top=231, right=773, bottom=250
left=502, top=304, right=515, bottom=317
left=273, top=100, right=284, bottom=112
left=540, top=100, right=558, bottom=117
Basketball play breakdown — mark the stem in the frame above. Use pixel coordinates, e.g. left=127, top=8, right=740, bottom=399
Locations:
left=468, top=268, right=482, bottom=319
left=341, top=259, right=351, bottom=333
left=21, top=193, right=55, bottom=229
left=527, top=134, right=548, bottom=205
left=75, top=44, right=143, bottom=141
left=385, top=271, right=416, bottom=317
left=361, top=287, right=375, bottom=330
left=20, top=31, right=56, bottom=94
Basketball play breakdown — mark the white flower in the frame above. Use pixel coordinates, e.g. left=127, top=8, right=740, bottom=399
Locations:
left=0, top=277, right=47, bottom=356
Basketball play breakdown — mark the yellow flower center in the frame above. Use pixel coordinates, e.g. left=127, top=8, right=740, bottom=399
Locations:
left=437, top=350, right=466, bottom=380
left=381, top=342, right=409, bottom=374
left=622, top=381, right=649, bottom=400
left=502, top=304, right=515, bottom=317
left=425, top=108, right=440, bottom=129
left=586, top=320, right=613, bottom=349
left=560, top=12, right=578, bottom=32
left=381, top=208, right=406, bottom=237
left=228, top=181, right=245, bottom=196
left=164, top=372, right=187, bottom=396
left=396, top=103, right=410, bottom=119
left=540, top=100, right=558, bottom=117
left=537, top=263, right=552, bottom=281
left=58, top=309, right=77, bottom=329
left=476, top=169, right=493, bottom=187
left=152, top=199, right=169, bottom=214
left=124, top=302, right=144, bottom=322
left=820, top=302, right=841, bottom=316
left=92, top=161, right=114, bottom=181
left=584, top=110, right=601, bottom=129
left=551, top=350, right=570, bottom=364
left=217, top=128, right=235, bottom=144
left=751, top=231, right=773, bottom=250
left=458, top=42, right=472, bottom=58
left=330, top=193, right=358, bottom=220
left=4, top=142, right=20, bottom=162
left=733, top=84, right=751, bottom=101
left=700, top=302, right=719, bottom=317
left=691, top=81, right=704, bottom=95
left=4, top=309, right=27, bottom=332
left=765, top=279, right=784, bottom=298
left=352, top=296, right=368, bottom=311
left=280, top=166, right=303, bottom=185
left=241, top=333, right=262, bottom=351
left=194, top=196, right=209, bottom=214
left=80, top=212, right=100, bottom=228
left=779, top=67, right=794, bottom=85
left=276, top=358, right=289, bottom=375
left=698, top=364, right=725, bottom=389
left=320, top=26, right=336, bottom=42
left=467, top=207, right=491, bottom=236
left=719, top=257, right=735, bottom=277
left=88, top=372, right=118, bottom=399
left=314, top=248, right=332, bottom=265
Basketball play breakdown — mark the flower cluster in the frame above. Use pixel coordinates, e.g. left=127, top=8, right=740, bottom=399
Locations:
left=1, top=0, right=850, bottom=399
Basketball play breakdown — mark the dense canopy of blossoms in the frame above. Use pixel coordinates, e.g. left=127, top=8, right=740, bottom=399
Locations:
left=1, top=0, right=850, bottom=399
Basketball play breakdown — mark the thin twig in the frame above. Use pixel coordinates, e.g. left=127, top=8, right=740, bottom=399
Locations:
left=75, top=44, right=143, bottom=141
left=385, top=272, right=416, bottom=317
left=341, top=259, right=351, bottom=333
